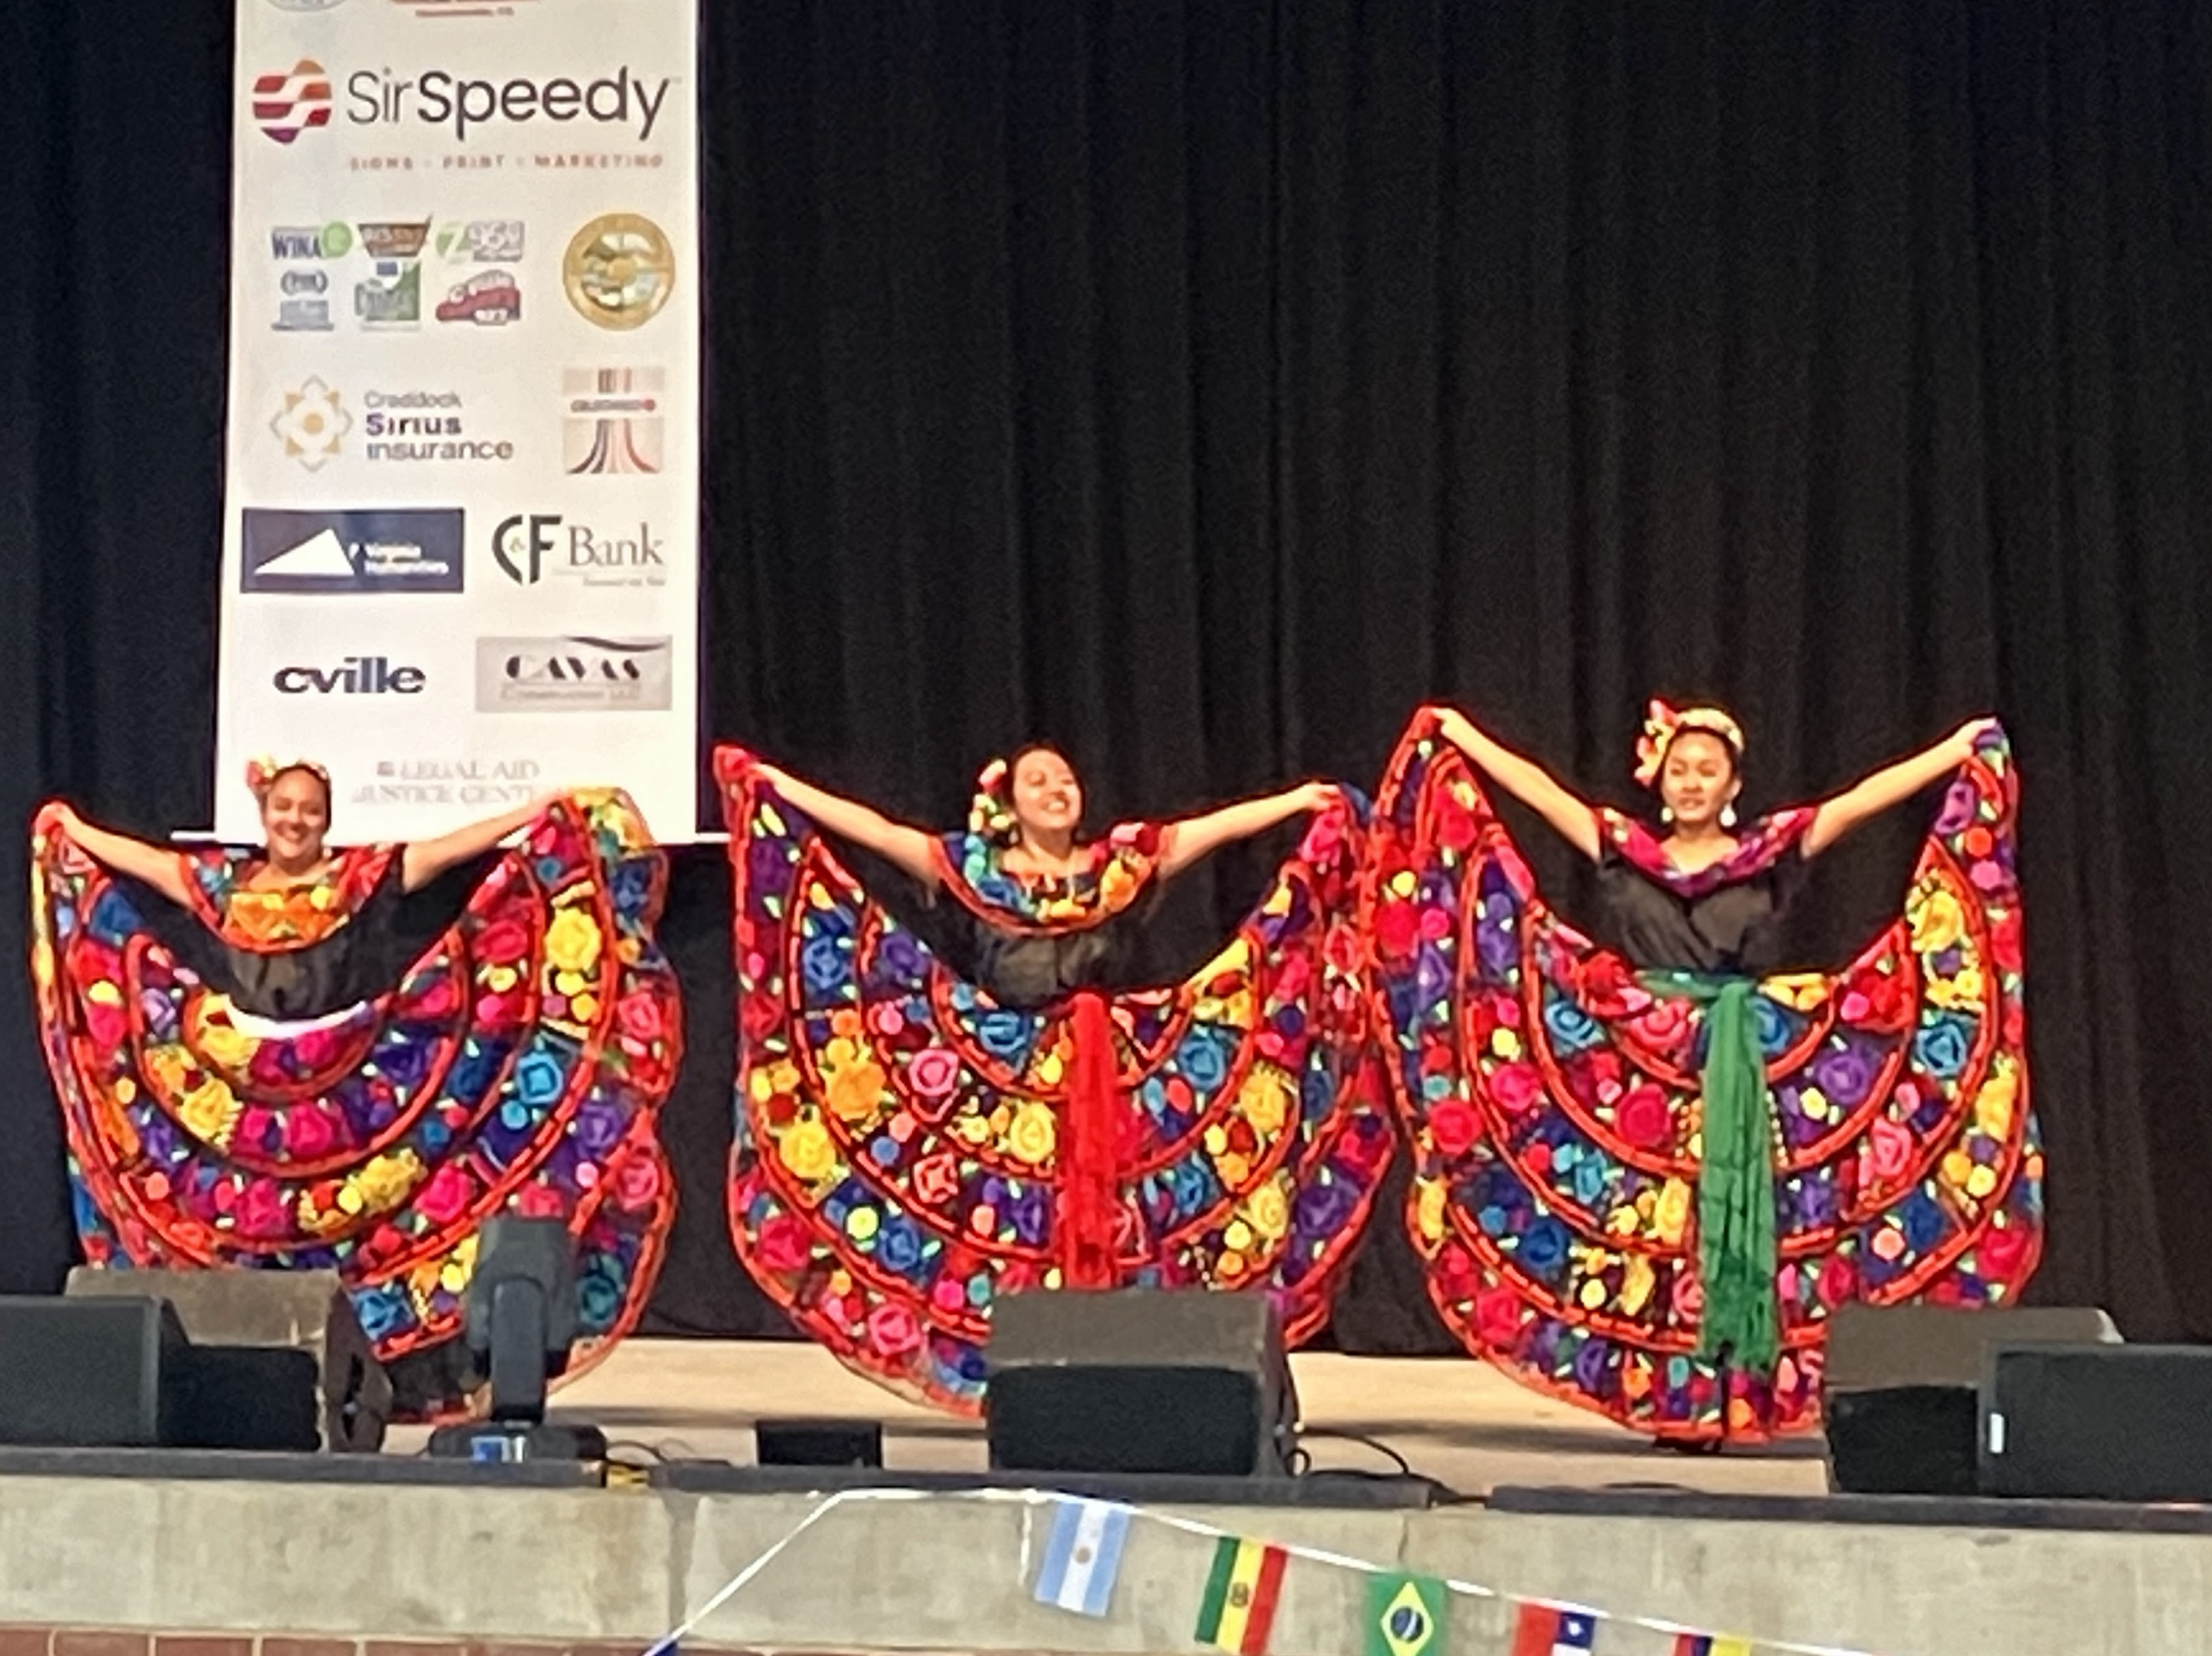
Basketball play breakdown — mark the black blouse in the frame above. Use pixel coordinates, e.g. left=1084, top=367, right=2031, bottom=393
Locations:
left=930, top=900, right=1167, bottom=1008
left=915, top=827, right=1169, bottom=1009
left=147, top=852, right=411, bottom=1021
left=1590, top=807, right=1818, bottom=976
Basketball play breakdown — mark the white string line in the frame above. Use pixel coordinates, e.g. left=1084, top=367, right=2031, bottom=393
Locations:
left=639, top=1484, right=1880, bottom=1656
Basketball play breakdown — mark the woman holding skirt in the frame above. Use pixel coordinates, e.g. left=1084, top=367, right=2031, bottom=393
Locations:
left=1366, top=704, right=2043, bottom=1443
left=716, top=742, right=1394, bottom=1412
left=31, top=759, right=682, bottom=1416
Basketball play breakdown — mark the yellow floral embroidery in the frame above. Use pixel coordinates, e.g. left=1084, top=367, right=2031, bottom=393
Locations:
left=1240, top=1065, right=1293, bottom=1136
left=1928, top=965, right=1986, bottom=1011
left=347, top=1149, right=424, bottom=1215
left=1974, top=1061, right=2019, bottom=1138
left=780, top=1117, right=836, bottom=1181
left=544, top=908, right=604, bottom=975
left=1908, top=886, right=1965, bottom=956
left=176, top=1077, right=242, bottom=1149
left=1097, top=858, right=1138, bottom=911
left=826, top=1058, right=890, bottom=1124
left=1003, top=1102, right=1057, bottom=1166
left=1762, top=974, right=1828, bottom=1013
left=189, top=1002, right=257, bottom=1072
left=1619, top=1253, right=1656, bottom=1316
left=438, top=1235, right=478, bottom=1294
left=1244, top=1180, right=1290, bottom=1242
left=1416, top=1179, right=1447, bottom=1242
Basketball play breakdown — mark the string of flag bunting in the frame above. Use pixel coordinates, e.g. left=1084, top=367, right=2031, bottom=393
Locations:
left=638, top=1485, right=1886, bottom=1656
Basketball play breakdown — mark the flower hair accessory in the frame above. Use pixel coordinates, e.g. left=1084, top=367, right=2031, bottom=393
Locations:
left=1632, top=700, right=1744, bottom=789
left=967, top=757, right=1016, bottom=842
left=245, top=755, right=333, bottom=801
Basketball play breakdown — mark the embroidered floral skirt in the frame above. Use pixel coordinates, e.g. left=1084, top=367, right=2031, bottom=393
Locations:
left=1366, top=718, right=2044, bottom=1440
left=30, top=791, right=683, bottom=1418
left=716, top=752, right=1394, bottom=1413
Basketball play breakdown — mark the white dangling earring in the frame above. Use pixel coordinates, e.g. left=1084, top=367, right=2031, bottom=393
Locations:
left=1659, top=806, right=1674, bottom=826
left=1720, top=803, right=1737, bottom=830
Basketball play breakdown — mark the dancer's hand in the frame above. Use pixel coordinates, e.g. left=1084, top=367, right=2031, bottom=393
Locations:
left=1287, top=780, right=1337, bottom=814
left=1434, top=707, right=1479, bottom=755
left=1946, top=717, right=1999, bottom=762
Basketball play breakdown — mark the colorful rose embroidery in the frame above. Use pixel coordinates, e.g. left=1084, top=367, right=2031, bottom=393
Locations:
left=30, top=792, right=682, bottom=1420
left=716, top=747, right=1391, bottom=1415
left=1367, top=713, right=2043, bottom=1443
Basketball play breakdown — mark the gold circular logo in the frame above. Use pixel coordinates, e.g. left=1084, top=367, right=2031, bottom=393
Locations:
left=563, top=212, right=675, bottom=330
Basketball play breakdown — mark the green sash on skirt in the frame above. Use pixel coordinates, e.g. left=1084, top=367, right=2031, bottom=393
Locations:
left=1640, top=972, right=1779, bottom=1373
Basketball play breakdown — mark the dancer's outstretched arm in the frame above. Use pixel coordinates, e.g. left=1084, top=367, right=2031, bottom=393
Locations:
left=1157, top=781, right=1336, bottom=881
left=46, top=806, right=195, bottom=908
left=402, top=796, right=562, bottom=891
left=1802, top=719, right=1992, bottom=859
left=1431, top=708, right=1601, bottom=860
left=751, top=763, right=941, bottom=887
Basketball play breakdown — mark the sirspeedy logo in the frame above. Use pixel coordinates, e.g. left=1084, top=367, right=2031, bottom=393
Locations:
left=343, top=66, right=674, bottom=141
left=252, top=60, right=334, bottom=145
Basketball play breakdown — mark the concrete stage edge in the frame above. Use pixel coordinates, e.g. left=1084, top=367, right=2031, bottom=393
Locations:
left=0, top=1341, right=2200, bottom=1656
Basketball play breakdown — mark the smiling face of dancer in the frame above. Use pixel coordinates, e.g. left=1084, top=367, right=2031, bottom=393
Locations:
left=258, top=765, right=333, bottom=875
left=1657, top=729, right=1741, bottom=839
left=1006, top=745, right=1084, bottom=858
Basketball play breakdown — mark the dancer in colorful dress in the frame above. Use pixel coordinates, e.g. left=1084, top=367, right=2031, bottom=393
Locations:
left=717, top=742, right=1394, bottom=1412
left=31, top=759, right=682, bottom=1416
left=1367, top=703, right=2042, bottom=1442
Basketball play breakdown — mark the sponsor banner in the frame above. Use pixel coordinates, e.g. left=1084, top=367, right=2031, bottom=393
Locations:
left=216, top=0, right=700, bottom=841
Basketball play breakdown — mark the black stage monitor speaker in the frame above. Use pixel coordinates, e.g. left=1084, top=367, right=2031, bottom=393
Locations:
left=985, top=1290, right=1296, bottom=1478
left=1982, top=1344, right=2212, bottom=1502
left=1826, top=1388, right=1981, bottom=1496
left=755, top=1419, right=884, bottom=1468
left=0, top=1294, right=325, bottom=1453
left=1822, top=1305, right=2119, bottom=1496
left=0, top=1296, right=187, bottom=1447
left=168, top=1344, right=322, bottom=1453
left=66, top=1266, right=390, bottom=1451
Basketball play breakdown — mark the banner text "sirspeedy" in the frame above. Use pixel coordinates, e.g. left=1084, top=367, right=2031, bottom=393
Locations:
left=345, top=68, right=674, bottom=142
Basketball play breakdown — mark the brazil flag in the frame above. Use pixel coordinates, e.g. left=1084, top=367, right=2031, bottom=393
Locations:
left=1367, top=1573, right=1448, bottom=1656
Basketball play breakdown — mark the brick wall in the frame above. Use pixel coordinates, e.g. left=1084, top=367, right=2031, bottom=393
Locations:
left=0, top=1634, right=737, bottom=1656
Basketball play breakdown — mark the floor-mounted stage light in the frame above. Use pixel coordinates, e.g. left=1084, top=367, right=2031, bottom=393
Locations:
left=427, top=1218, right=607, bottom=1463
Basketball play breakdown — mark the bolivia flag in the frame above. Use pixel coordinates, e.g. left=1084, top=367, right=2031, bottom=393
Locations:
left=1194, top=1536, right=1288, bottom=1654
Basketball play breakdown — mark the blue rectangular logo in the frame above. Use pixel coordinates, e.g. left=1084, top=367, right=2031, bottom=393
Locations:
left=241, top=507, right=465, bottom=593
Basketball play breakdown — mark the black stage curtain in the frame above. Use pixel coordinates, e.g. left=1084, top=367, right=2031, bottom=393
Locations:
left=5, top=1, right=2211, bottom=1354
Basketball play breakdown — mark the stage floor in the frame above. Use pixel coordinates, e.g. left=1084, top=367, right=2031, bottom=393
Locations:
left=391, top=1337, right=1831, bottom=1497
